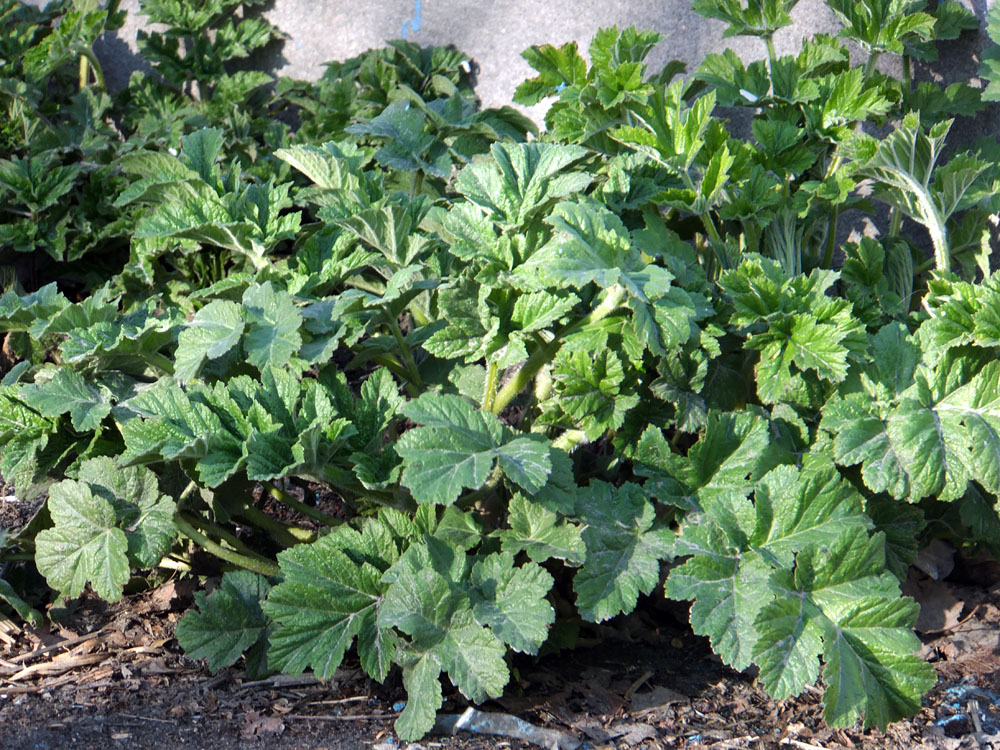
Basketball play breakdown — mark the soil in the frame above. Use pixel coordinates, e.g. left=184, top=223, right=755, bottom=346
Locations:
left=4, top=487, right=1000, bottom=750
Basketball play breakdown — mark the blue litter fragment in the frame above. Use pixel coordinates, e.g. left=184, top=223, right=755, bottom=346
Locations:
left=393, top=701, right=407, bottom=712
left=935, top=681, right=1000, bottom=734
left=402, top=0, right=422, bottom=39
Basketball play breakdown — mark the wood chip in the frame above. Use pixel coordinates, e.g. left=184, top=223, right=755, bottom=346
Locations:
left=7, top=628, right=106, bottom=666
left=7, top=651, right=107, bottom=682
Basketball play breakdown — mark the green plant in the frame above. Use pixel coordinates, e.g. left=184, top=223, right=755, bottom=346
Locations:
left=2, top=0, right=1000, bottom=742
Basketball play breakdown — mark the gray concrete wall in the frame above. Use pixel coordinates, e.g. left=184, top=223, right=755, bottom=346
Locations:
left=76, top=0, right=987, bottom=106
left=38, top=0, right=997, bottom=135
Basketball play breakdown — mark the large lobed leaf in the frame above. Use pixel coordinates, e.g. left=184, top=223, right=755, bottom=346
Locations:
left=176, top=571, right=272, bottom=678
left=34, top=459, right=175, bottom=602
left=395, top=393, right=552, bottom=505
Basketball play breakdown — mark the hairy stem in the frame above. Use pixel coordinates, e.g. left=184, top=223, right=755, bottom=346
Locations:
left=143, top=350, right=175, bottom=376
left=863, top=52, right=881, bottom=80
left=764, top=35, right=778, bottom=74
left=156, top=556, right=192, bottom=572
left=372, top=354, right=420, bottom=396
left=481, top=361, right=499, bottom=412
left=174, top=513, right=280, bottom=576
left=80, top=49, right=106, bottom=90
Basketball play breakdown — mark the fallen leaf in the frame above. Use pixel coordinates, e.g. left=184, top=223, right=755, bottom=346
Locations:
left=616, top=722, right=658, bottom=745
left=908, top=578, right=964, bottom=634
left=240, top=710, right=285, bottom=738
left=631, top=685, right=687, bottom=713
left=914, top=539, right=955, bottom=581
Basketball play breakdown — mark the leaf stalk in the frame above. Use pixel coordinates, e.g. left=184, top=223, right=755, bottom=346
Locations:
left=174, top=513, right=280, bottom=576
left=489, top=284, right=627, bottom=416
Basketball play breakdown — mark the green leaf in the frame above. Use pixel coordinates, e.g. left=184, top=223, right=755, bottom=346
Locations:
left=75, top=457, right=176, bottom=569
left=854, top=114, right=990, bottom=269
left=573, top=481, right=672, bottom=622
left=395, top=650, right=443, bottom=740
left=180, top=127, right=225, bottom=185
left=470, top=552, right=555, bottom=653
left=518, top=200, right=634, bottom=289
left=23, top=368, right=110, bottom=431
left=637, top=410, right=771, bottom=511
left=276, top=140, right=368, bottom=191
left=758, top=529, right=935, bottom=729
left=824, top=339, right=1000, bottom=502
left=35, top=480, right=129, bottom=602
left=454, top=142, right=591, bottom=229
left=346, top=101, right=449, bottom=177
left=0, top=155, right=80, bottom=213
left=665, top=457, right=872, bottom=671
left=719, top=256, right=865, bottom=404
left=392, top=582, right=509, bottom=701
left=396, top=393, right=551, bottom=505
left=382, top=555, right=509, bottom=740
left=552, top=348, right=639, bottom=440
left=514, top=41, right=588, bottom=106
left=174, top=300, right=245, bottom=382
left=826, top=0, right=935, bottom=55
left=264, top=533, right=395, bottom=681
left=242, top=282, right=302, bottom=371
left=500, top=493, right=586, bottom=564
left=176, top=571, right=272, bottom=674
left=692, top=0, right=799, bottom=37
left=0, top=576, right=42, bottom=626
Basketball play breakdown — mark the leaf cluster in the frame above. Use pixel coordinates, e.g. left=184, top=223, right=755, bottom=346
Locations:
left=3, top=0, right=1000, bottom=742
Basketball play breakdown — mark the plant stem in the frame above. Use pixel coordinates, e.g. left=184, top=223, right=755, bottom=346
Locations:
left=822, top=205, right=840, bottom=269
left=490, top=284, right=627, bottom=416
left=0, top=552, right=33, bottom=562
left=887, top=206, right=903, bottom=238
left=481, top=361, right=499, bottom=411
left=240, top=505, right=316, bottom=546
left=372, top=354, right=420, bottom=396
left=386, top=313, right=423, bottom=388
left=156, top=556, right=192, bottom=572
left=411, top=171, right=424, bottom=198
left=174, top=513, right=280, bottom=576
left=143, top=350, right=175, bottom=376
left=764, top=35, right=778, bottom=73
left=182, top=512, right=261, bottom=558
left=78, top=55, right=89, bottom=91
left=863, top=52, right=881, bottom=80
left=266, top=483, right=341, bottom=527
left=80, top=49, right=106, bottom=90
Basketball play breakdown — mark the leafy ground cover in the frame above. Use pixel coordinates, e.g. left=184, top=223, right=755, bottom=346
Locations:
left=3, top=0, right=1000, bottom=745
left=3, top=488, right=1000, bottom=750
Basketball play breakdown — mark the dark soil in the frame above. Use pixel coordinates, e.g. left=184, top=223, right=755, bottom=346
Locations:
left=4, top=485, right=1000, bottom=750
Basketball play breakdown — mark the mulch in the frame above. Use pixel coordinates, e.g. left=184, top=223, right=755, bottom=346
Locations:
left=3, top=485, right=1000, bottom=750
